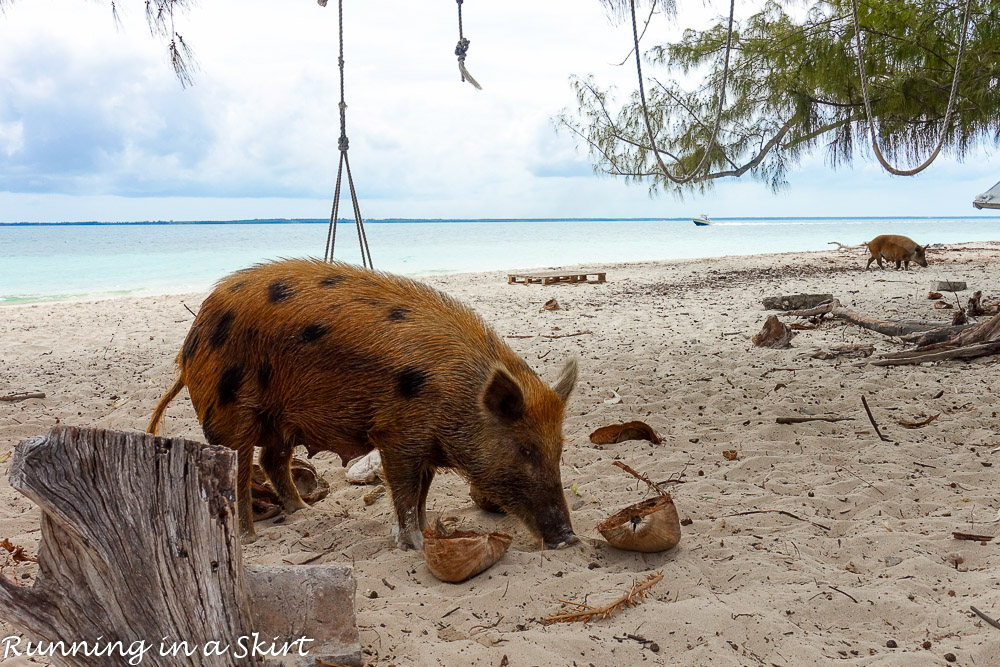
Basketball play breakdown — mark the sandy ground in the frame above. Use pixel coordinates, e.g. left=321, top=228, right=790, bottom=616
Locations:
left=2, top=242, right=1000, bottom=666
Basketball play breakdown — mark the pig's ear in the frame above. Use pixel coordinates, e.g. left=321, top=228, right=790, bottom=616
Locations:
left=482, top=368, right=525, bottom=422
left=552, top=358, right=578, bottom=405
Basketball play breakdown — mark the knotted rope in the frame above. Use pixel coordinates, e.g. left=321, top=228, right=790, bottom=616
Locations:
left=455, top=0, right=482, bottom=90
left=321, top=0, right=373, bottom=268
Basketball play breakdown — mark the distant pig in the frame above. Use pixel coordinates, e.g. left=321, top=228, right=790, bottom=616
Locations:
left=148, top=258, right=580, bottom=549
left=865, top=234, right=928, bottom=270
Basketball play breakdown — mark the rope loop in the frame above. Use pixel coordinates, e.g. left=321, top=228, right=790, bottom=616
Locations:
left=455, top=37, right=470, bottom=59
left=630, top=0, right=735, bottom=185
left=849, top=0, right=972, bottom=176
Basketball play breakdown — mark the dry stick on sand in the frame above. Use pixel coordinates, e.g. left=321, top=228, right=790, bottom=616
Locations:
left=837, top=466, right=885, bottom=496
left=612, top=460, right=666, bottom=495
left=970, top=606, right=1000, bottom=632
left=506, top=331, right=594, bottom=340
left=953, top=532, right=995, bottom=542
left=861, top=395, right=891, bottom=442
left=724, top=509, right=831, bottom=532
left=542, top=571, right=664, bottom=626
left=761, top=367, right=803, bottom=377
left=827, top=585, right=859, bottom=604
left=775, top=416, right=854, bottom=424
left=0, top=392, right=46, bottom=402
left=899, top=414, right=940, bottom=429
left=540, top=330, right=593, bottom=339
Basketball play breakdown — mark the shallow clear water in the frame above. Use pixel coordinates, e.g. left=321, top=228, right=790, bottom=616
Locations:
left=1, top=218, right=997, bottom=304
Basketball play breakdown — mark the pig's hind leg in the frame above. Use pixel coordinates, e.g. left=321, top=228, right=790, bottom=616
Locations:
left=221, top=409, right=293, bottom=543
left=211, top=417, right=258, bottom=543
left=258, top=422, right=309, bottom=514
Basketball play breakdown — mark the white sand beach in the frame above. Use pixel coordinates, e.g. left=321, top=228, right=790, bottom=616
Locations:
left=3, top=243, right=1000, bottom=665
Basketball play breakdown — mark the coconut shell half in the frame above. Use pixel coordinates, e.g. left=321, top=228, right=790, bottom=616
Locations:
left=598, top=494, right=681, bottom=553
left=251, top=457, right=331, bottom=522
left=422, top=526, right=513, bottom=583
left=589, top=421, right=662, bottom=445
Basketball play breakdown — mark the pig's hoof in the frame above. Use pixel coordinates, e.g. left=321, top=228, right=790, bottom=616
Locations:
left=395, top=530, right=425, bottom=552
left=283, top=499, right=310, bottom=514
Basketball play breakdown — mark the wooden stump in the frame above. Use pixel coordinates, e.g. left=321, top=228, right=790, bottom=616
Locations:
left=0, top=426, right=361, bottom=666
left=932, top=280, right=967, bottom=292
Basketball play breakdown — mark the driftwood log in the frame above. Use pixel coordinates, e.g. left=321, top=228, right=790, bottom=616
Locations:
left=0, top=426, right=360, bottom=667
left=784, top=299, right=1000, bottom=366
left=811, top=343, right=875, bottom=360
left=762, top=294, right=834, bottom=311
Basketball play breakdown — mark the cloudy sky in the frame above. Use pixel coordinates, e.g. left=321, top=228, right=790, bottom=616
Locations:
left=0, top=0, right=998, bottom=223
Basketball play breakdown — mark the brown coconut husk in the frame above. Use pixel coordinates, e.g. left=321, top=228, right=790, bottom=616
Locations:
left=589, top=421, right=662, bottom=445
left=422, top=522, right=512, bottom=583
left=598, top=494, right=681, bottom=553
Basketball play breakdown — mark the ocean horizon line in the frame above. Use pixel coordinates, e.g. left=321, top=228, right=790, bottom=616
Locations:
left=1, top=215, right=996, bottom=227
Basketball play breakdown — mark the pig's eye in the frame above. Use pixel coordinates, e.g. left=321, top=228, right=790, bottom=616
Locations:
left=519, top=445, right=534, bottom=460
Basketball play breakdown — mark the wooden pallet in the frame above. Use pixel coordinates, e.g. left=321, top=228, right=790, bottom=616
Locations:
left=507, top=270, right=606, bottom=285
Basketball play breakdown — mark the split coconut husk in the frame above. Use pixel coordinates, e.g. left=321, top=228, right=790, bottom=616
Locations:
left=422, top=522, right=512, bottom=583
left=598, top=494, right=681, bottom=553
left=251, top=457, right=331, bottom=522
left=469, top=485, right=505, bottom=513
left=589, top=421, right=662, bottom=445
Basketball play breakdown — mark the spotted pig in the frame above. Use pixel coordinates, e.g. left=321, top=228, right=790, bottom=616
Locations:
left=148, top=258, right=579, bottom=549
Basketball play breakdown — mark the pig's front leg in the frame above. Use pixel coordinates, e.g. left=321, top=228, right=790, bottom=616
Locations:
left=381, top=450, right=427, bottom=550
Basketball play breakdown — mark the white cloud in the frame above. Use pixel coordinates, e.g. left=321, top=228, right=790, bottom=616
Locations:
left=0, top=120, right=23, bottom=156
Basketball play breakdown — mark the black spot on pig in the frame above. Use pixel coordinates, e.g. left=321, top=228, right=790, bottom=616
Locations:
left=397, top=368, right=427, bottom=399
left=218, top=365, right=245, bottom=405
left=269, top=280, right=293, bottom=303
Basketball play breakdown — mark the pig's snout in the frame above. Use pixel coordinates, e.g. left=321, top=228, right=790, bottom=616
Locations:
left=545, top=532, right=580, bottom=550
left=538, top=505, right=578, bottom=550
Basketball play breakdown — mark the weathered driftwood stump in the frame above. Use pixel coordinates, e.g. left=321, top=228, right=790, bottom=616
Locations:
left=0, top=426, right=360, bottom=667
left=762, top=294, right=834, bottom=311
left=752, top=315, right=795, bottom=348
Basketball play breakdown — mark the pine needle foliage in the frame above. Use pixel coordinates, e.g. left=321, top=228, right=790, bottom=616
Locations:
left=567, top=0, right=1000, bottom=194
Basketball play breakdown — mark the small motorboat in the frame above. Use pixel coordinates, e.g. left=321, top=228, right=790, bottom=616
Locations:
left=692, top=214, right=712, bottom=226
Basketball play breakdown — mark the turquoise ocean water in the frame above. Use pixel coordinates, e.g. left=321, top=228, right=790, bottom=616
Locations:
left=1, top=217, right=997, bottom=304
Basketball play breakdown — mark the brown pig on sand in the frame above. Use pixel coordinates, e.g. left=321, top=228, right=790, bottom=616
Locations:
left=148, top=258, right=580, bottom=549
left=864, top=234, right=928, bottom=270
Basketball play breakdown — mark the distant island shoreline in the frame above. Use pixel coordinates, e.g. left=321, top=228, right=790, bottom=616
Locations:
left=0, top=216, right=989, bottom=226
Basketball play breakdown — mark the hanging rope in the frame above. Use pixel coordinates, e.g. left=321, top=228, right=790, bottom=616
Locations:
left=455, top=0, right=482, bottom=90
left=849, top=0, right=972, bottom=176
left=630, top=0, right=735, bottom=185
left=323, top=0, right=373, bottom=268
